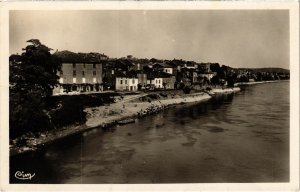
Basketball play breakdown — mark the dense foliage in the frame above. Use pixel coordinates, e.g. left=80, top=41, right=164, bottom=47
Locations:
left=46, top=93, right=118, bottom=128
left=9, top=40, right=61, bottom=138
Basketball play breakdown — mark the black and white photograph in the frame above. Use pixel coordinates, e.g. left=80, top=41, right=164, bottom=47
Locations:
left=0, top=1, right=299, bottom=191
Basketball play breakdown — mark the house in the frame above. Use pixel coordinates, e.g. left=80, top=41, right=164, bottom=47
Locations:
left=53, top=51, right=106, bottom=94
left=146, top=71, right=175, bottom=89
left=153, top=63, right=174, bottom=75
left=184, top=61, right=198, bottom=69
left=115, top=71, right=138, bottom=91
left=147, top=77, right=163, bottom=89
left=198, top=72, right=216, bottom=81
left=162, top=75, right=176, bottom=89
left=198, top=63, right=211, bottom=73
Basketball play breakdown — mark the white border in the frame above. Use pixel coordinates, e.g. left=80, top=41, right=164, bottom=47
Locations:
left=0, top=1, right=299, bottom=191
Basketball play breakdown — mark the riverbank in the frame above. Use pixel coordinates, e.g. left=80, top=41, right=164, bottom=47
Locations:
left=85, top=92, right=212, bottom=128
left=10, top=87, right=241, bottom=156
left=235, top=80, right=289, bottom=86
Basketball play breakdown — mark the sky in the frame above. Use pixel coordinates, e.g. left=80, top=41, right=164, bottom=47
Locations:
left=10, top=10, right=289, bottom=69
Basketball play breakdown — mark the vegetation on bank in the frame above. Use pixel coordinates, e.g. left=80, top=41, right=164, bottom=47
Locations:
left=9, top=40, right=119, bottom=140
left=9, top=40, right=61, bottom=139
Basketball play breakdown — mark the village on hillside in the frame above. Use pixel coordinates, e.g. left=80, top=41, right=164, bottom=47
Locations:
left=44, top=51, right=290, bottom=95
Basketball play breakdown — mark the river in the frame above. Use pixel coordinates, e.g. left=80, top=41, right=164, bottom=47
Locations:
left=10, top=81, right=289, bottom=183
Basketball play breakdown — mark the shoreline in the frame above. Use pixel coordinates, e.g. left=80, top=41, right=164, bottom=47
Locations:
left=9, top=80, right=287, bottom=156
left=235, top=79, right=289, bottom=86
left=10, top=91, right=214, bottom=156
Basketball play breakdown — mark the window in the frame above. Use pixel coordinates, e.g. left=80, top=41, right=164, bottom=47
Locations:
left=83, top=63, right=86, bottom=68
left=73, top=63, right=76, bottom=68
left=73, top=70, right=76, bottom=77
left=73, top=77, right=76, bottom=83
left=93, top=71, right=96, bottom=76
left=125, top=80, right=127, bottom=84
left=132, top=79, right=135, bottom=84
left=120, top=80, right=123, bottom=84
left=82, top=78, right=86, bottom=83
left=82, top=71, right=85, bottom=77
left=93, top=64, right=96, bottom=68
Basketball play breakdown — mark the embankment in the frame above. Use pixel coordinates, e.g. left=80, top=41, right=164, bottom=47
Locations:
left=84, top=92, right=212, bottom=128
left=10, top=88, right=240, bottom=156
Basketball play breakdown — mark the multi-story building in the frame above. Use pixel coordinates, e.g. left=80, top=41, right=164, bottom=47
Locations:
left=115, top=71, right=139, bottom=91
left=115, top=76, right=138, bottom=91
left=53, top=51, right=107, bottom=94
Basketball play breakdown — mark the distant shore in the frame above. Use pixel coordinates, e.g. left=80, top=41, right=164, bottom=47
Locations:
left=10, top=80, right=288, bottom=156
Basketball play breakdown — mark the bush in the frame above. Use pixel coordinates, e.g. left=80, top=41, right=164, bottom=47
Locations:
left=10, top=92, right=54, bottom=139
left=183, top=86, right=191, bottom=94
left=46, top=93, right=117, bottom=129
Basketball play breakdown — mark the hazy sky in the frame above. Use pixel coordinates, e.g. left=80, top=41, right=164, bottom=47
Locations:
left=10, top=10, right=289, bottom=69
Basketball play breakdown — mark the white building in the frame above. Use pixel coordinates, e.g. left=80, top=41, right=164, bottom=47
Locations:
left=163, top=67, right=173, bottom=74
left=198, top=72, right=216, bottom=81
left=115, top=77, right=138, bottom=91
left=147, top=78, right=163, bottom=89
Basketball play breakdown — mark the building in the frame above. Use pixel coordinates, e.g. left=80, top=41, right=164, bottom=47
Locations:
left=137, top=73, right=147, bottom=89
left=146, top=71, right=175, bottom=89
left=198, top=63, right=211, bottom=73
left=162, top=75, right=176, bottom=89
left=198, top=72, right=216, bottom=81
left=53, top=51, right=106, bottom=94
left=115, top=77, right=138, bottom=91
left=184, top=61, right=198, bottom=69
left=153, top=63, right=174, bottom=75
left=115, top=71, right=138, bottom=91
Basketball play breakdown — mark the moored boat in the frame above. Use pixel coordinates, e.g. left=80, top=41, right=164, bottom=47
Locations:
left=117, top=118, right=135, bottom=125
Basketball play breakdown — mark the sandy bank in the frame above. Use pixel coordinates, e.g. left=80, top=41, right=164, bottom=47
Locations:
left=84, top=92, right=212, bottom=128
left=209, top=87, right=241, bottom=95
left=235, top=80, right=288, bottom=86
left=10, top=88, right=240, bottom=156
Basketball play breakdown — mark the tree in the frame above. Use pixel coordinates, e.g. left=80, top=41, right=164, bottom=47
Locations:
left=9, top=39, right=61, bottom=138
left=210, top=63, right=221, bottom=73
left=226, top=73, right=237, bottom=87
left=183, top=86, right=191, bottom=94
left=210, top=75, right=220, bottom=86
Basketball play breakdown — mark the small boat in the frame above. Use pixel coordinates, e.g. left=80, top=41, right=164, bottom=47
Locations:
left=117, top=118, right=135, bottom=125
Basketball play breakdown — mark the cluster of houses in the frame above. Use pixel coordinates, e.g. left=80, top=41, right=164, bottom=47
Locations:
left=49, top=51, right=289, bottom=95
left=52, top=51, right=218, bottom=94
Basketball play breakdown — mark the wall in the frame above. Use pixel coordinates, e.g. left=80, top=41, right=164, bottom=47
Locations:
left=162, top=76, right=176, bottom=89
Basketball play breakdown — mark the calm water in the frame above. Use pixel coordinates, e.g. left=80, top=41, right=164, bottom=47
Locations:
left=10, top=82, right=290, bottom=183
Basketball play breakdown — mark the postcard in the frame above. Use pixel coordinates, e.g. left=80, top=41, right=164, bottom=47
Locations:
left=0, top=1, right=299, bottom=191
